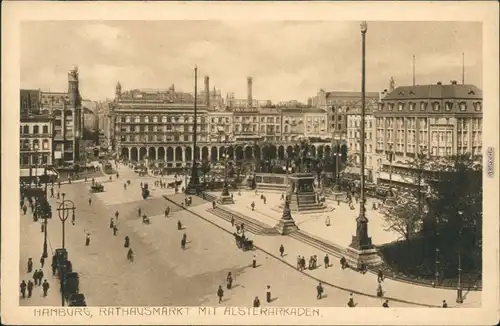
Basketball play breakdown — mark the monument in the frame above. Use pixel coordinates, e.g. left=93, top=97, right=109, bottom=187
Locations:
left=277, top=140, right=327, bottom=213
left=274, top=200, right=299, bottom=235
left=218, top=180, right=234, bottom=205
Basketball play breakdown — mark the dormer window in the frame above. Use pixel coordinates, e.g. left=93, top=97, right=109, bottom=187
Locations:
left=459, top=102, right=467, bottom=111
left=474, top=102, right=482, bottom=111
left=409, top=90, right=415, bottom=95
left=398, top=102, right=404, bottom=111
left=445, top=102, right=453, bottom=111
left=398, top=91, right=405, bottom=96
left=409, top=102, right=416, bottom=111
left=432, top=102, right=440, bottom=111
left=468, top=90, right=476, bottom=95
left=388, top=103, right=394, bottom=111
left=420, top=102, right=427, bottom=111
left=378, top=103, right=384, bottom=110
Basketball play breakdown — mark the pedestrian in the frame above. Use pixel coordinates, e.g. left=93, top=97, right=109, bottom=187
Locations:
left=50, top=188, right=54, bottom=198
left=57, top=192, right=60, bottom=200
left=40, top=255, right=45, bottom=268
left=33, top=269, right=39, bottom=286
left=138, top=208, right=142, bottom=217
left=51, top=258, right=56, bottom=276
left=226, top=272, right=233, bottom=289
left=20, top=280, right=27, bottom=298
left=382, top=300, right=389, bottom=308
left=113, top=225, right=118, bottom=236
left=124, top=236, right=130, bottom=248
left=27, top=258, right=33, bottom=273
left=266, top=285, right=272, bottom=303
left=324, top=254, right=330, bottom=269
left=88, top=198, right=92, bottom=206
left=241, top=223, right=245, bottom=233
left=42, top=279, right=50, bottom=297
left=27, top=280, right=34, bottom=298
left=253, top=296, right=260, bottom=307
left=263, top=196, right=267, bottom=205
left=280, top=192, right=284, bottom=200
left=347, top=293, right=355, bottom=307
left=252, top=254, right=257, bottom=268
left=22, top=204, right=27, bottom=215
left=124, top=183, right=127, bottom=190
left=279, top=244, right=285, bottom=257
left=377, top=270, right=384, bottom=283
left=251, top=201, right=255, bottom=211
left=164, top=208, right=169, bottom=218
left=217, top=285, right=224, bottom=304
left=442, top=300, right=448, bottom=308
left=115, top=210, right=119, bottom=220
left=325, top=216, right=331, bottom=227
left=110, top=218, right=114, bottom=229
left=296, top=256, right=301, bottom=270
left=58, top=181, right=61, bottom=188
left=231, top=216, right=235, bottom=227
left=316, top=282, right=324, bottom=300
left=177, top=220, right=182, bottom=230
left=38, top=269, right=44, bottom=286
left=85, top=233, right=91, bottom=246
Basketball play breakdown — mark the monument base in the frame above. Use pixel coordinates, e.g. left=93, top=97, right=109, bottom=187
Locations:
left=345, top=245, right=383, bottom=269
left=218, top=195, right=234, bottom=205
left=275, top=219, right=299, bottom=235
left=185, top=183, right=201, bottom=195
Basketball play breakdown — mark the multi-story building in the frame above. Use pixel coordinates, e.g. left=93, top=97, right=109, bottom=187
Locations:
left=208, top=111, right=233, bottom=143
left=20, top=114, right=53, bottom=168
left=258, top=108, right=282, bottom=142
left=20, top=89, right=41, bottom=117
left=38, top=67, right=83, bottom=165
left=373, top=81, right=482, bottom=187
left=281, top=108, right=306, bottom=143
left=303, top=109, right=329, bottom=139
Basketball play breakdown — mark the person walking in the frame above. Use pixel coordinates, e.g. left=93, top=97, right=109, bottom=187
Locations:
left=22, top=204, right=27, bottom=215
left=88, top=198, right=92, bottom=206
left=253, top=296, right=260, bottom=307
left=217, top=285, right=224, bottom=304
left=27, top=280, right=34, bottom=298
left=51, top=258, right=56, bottom=276
left=442, top=300, right=448, bottom=308
left=38, top=269, right=44, bottom=286
left=40, top=255, right=45, bottom=268
left=316, top=282, right=324, bottom=300
left=382, top=300, right=389, bottom=308
left=325, top=216, right=331, bottom=227
left=279, top=244, right=285, bottom=257
left=324, top=254, right=330, bottom=269
left=252, top=254, right=257, bottom=268
left=124, top=236, right=130, bottom=248
left=113, top=225, right=118, bottom=236
left=347, top=293, right=356, bottom=307
left=226, top=272, right=233, bottom=290
left=42, top=279, right=50, bottom=297
left=138, top=207, right=142, bottom=217
left=266, top=285, right=272, bottom=303
left=181, top=234, right=187, bottom=250
left=115, top=211, right=119, bottom=220
left=27, top=258, right=33, bottom=273
left=33, top=269, right=39, bottom=286
left=110, top=218, right=114, bottom=229
left=377, top=270, right=385, bottom=283
left=231, top=216, right=235, bottom=227
left=85, top=233, right=91, bottom=246
left=20, top=280, right=27, bottom=298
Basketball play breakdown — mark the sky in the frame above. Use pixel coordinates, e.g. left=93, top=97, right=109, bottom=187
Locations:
left=20, top=21, right=482, bottom=103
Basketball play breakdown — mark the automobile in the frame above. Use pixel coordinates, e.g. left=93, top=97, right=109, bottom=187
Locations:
left=68, top=293, right=87, bottom=306
left=63, top=272, right=80, bottom=298
left=54, top=248, right=68, bottom=268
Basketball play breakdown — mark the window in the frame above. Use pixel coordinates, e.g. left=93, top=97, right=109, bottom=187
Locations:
left=126, top=116, right=131, bottom=123
left=153, top=116, right=158, bottom=123
left=420, top=102, right=427, bottom=111
left=42, top=140, right=49, bottom=150
left=474, top=102, right=482, bottom=111
left=409, top=102, right=416, bottom=111
left=398, top=102, right=404, bottom=111
left=388, top=103, right=394, bottom=111
left=378, top=103, right=384, bottom=110
left=23, top=125, right=29, bottom=134
left=445, top=102, right=453, bottom=111
left=33, top=125, right=39, bottom=134
left=43, top=126, right=48, bottom=134
left=432, top=102, right=440, bottom=111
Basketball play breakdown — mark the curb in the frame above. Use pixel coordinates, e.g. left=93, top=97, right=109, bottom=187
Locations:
left=163, top=195, right=440, bottom=308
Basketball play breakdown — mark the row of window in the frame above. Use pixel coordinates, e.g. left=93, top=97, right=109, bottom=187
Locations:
left=121, top=135, right=207, bottom=142
left=20, top=125, right=50, bottom=134
left=379, top=101, right=482, bottom=112
left=20, top=153, right=51, bottom=165
left=120, top=116, right=207, bottom=124
left=20, top=139, right=50, bottom=150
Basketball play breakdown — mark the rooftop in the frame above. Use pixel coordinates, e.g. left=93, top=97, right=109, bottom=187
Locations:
left=383, top=83, right=482, bottom=100
left=326, top=91, right=379, bottom=98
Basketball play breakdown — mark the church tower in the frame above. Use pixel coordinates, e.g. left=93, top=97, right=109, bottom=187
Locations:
left=68, top=66, right=82, bottom=162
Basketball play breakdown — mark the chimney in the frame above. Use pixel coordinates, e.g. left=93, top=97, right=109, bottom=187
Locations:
left=247, top=77, right=253, bottom=108
left=204, top=76, right=210, bottom=108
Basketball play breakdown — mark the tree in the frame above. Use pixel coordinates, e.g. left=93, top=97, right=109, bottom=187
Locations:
left=383, top=190, right=426, bottom=243
left=200, top=159, right=211, bottom=184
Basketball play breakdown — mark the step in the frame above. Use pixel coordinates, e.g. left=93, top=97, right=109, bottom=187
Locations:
left=206, top=208, right=263, bottom=235
left=289, top=230, right=347, bottom=258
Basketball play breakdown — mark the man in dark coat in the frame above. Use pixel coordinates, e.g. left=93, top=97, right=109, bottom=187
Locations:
left=279, top=244, right=285, bottom=257
left=382, top=300, right=389, bottom=308
left=33, top=269, right=39, bottom=286
left=20, top=280, right=27, bottom=298
left=217, top=285, right=224, bottom=304
left=27, top=280, right=34, bottom=298
left=38, top=269, right=44, bottom=286
left=324, top=254, right=330, bottom=269
left=253, top=296, right=260, bottom=307
left=22, top=204, right=27, bottom=215
left=316, top=282, right=324, bottom=300
left=27, top=258, right=33, bottom=273
left=42, top=279, right=50, bottom=297
left=40, top=255, right=45, bottom=268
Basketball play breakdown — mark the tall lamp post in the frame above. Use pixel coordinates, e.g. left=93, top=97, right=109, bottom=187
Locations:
left=349, top=21, right=373, bottom=252
left=41, top=166, right=51, bottom=258
left=57, top=193, right=76, bottom=250
left=387, top=143, right=394, bottom=195
left=456, top=210, right=464, bottom=303
left=221, top=152, right=230, bottom=196
left=186, top=66, right=200, bottom=194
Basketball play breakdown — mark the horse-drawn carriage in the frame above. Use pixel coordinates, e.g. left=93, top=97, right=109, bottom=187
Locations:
left=90, top=183, right=104, bottom=193
left=234, top=233, right=254, bottom=251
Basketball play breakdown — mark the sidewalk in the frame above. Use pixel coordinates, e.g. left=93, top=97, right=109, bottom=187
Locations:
left=175, top=196, right=481, bottom=308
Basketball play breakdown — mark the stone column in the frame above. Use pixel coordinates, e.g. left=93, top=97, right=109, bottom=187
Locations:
left=182, top=147, right=186, bottom=165
left=129, top=147, right=132, bottom=161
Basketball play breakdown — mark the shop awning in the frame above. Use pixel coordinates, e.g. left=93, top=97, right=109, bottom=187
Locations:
left=20, top=168, right=58, bottom=177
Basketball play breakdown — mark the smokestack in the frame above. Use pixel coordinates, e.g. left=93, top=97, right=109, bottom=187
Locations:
left=462, top=52, right=465, bottom=85
left=412, top=55, right=416, bottom=86
left=247, top=77, right=253, bottom=108
left=204, top=76, right=210, bottom=108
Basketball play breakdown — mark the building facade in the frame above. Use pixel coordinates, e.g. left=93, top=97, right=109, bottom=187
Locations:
left=38, top=67, right=83, bottom=164
left=373, top=81, right=483, bottom=186
left=20, top=115, right=53, bottom=168
left=304, top=109, right=329, bottom=139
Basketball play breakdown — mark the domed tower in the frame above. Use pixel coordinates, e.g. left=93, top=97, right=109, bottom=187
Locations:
left=115, top=81, right=122, bottom=101
left=68, top=65, right=82, bottom=162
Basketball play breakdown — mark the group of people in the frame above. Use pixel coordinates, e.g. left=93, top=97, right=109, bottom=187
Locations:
left=21, top=257, right=50, bottom=299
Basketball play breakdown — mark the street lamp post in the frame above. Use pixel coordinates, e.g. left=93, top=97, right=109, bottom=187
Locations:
left=349, top=21, right=373, bottom=252
left=456, top=210, right=464, bottom=303
left=186, top=66, right=200, bottom=194
left=221, top=152, right=230, bottom=197
left=435, top=247, right=440, bottom=286
left=42, top=166, right=50, bottom=258
left=56, top=193, right=76, bottom=250
left=387, top=143, right=394, bottom=195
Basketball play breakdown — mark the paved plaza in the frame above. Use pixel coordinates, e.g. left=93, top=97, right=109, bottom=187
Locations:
left=19, top=164, right=422, bottom=307
left=206, top=190, right=401, bottom=247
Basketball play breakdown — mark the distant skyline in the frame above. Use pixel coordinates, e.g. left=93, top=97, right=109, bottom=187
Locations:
left=21, top=21, right=482, bottom=102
